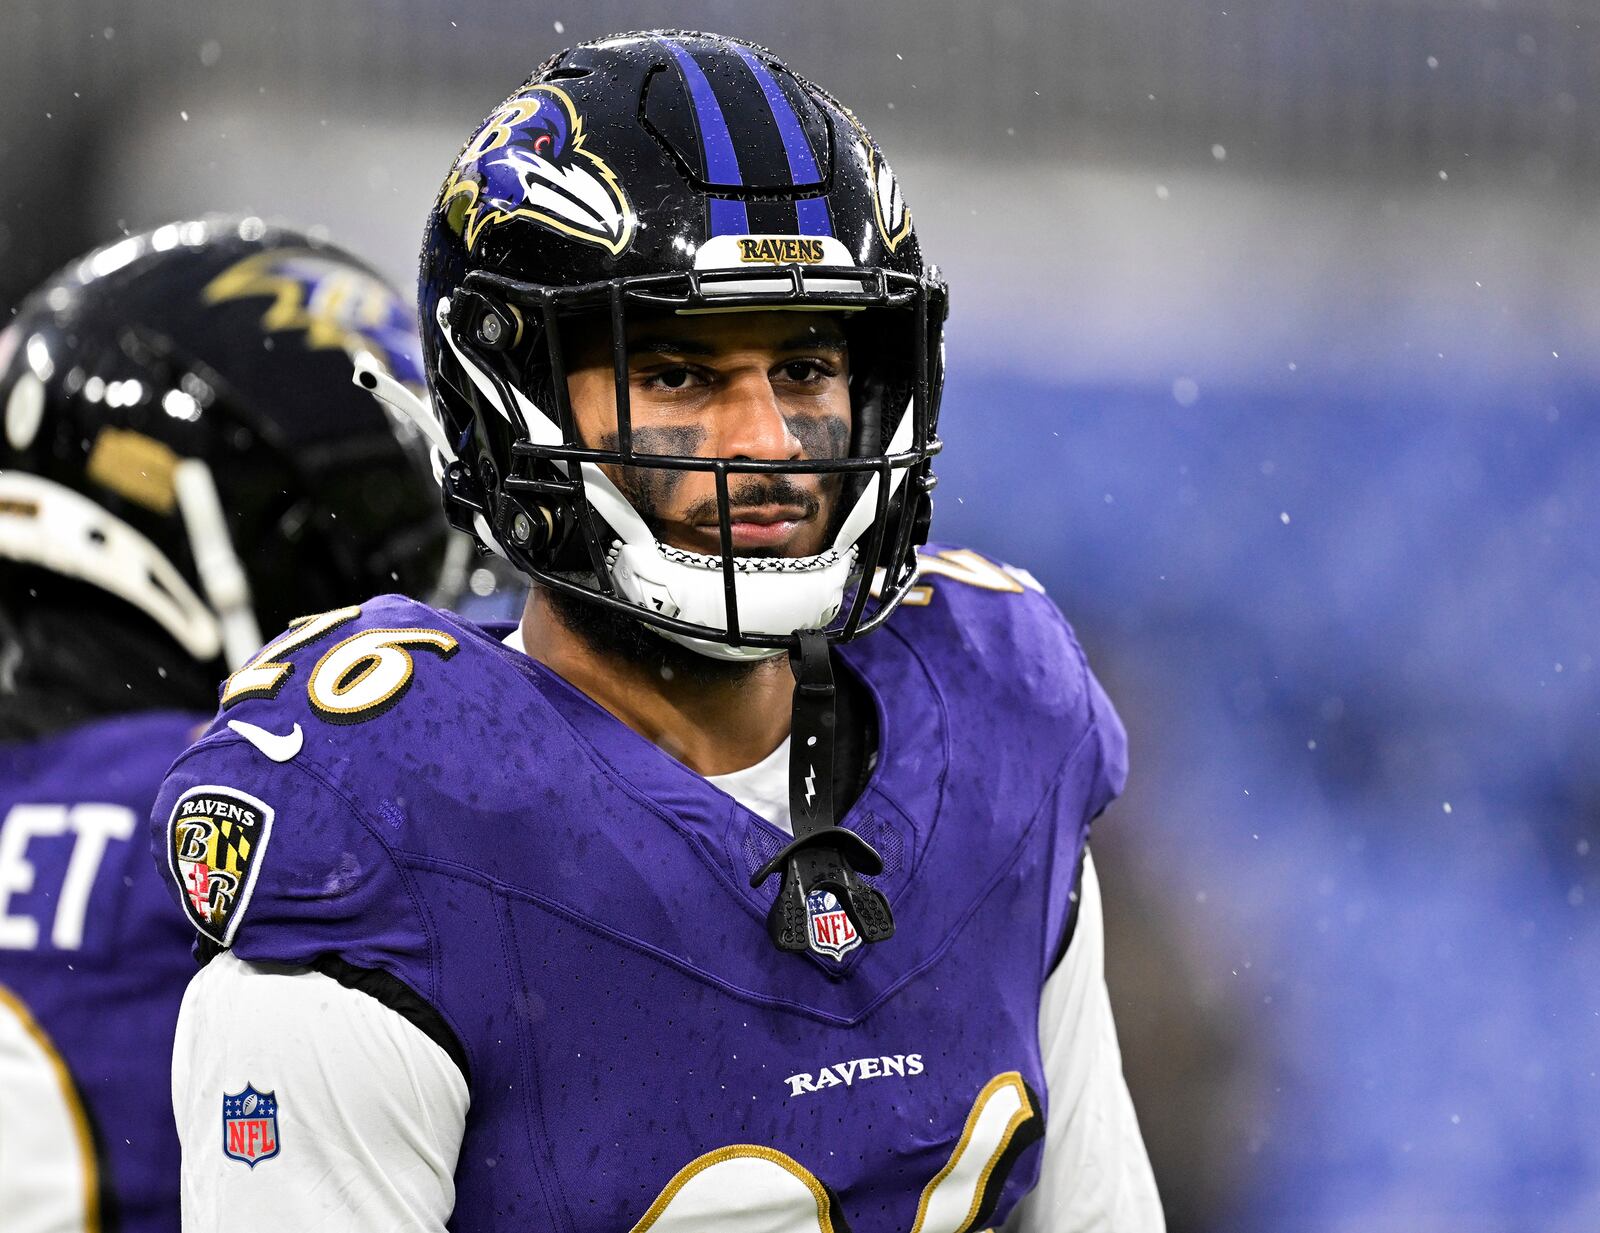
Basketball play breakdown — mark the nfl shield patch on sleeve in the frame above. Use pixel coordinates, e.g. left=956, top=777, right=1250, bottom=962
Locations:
left=166, top=785, right=274, bottom=947
left=222, top=1085, right=280, bottom=1166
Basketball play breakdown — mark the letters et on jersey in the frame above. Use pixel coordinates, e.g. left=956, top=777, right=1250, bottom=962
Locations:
left=0, top=713, right=208, bottom=1233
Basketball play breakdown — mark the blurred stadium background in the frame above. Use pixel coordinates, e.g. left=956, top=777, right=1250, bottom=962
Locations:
left=5, top=2, right=1598, bottom=1229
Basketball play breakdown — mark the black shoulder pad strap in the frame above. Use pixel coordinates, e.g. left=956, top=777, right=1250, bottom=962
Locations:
left=830, top=655, right=878, bottom=811
left=312, top=956, right=473, bottom=1089
left=193, top=943, right=473, bottom=1086
left=1046, top=844, right=1090, bottom=977
left=195, top=935, right=225, bottom=966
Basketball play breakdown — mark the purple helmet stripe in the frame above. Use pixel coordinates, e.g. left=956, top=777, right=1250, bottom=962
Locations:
left=663, top=40, right=750, bottom=236
left=731, top=46, right=834, bottom=238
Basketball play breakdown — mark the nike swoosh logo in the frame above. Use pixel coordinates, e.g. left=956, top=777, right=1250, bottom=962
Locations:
left=227, top=719, right=304, bottom=763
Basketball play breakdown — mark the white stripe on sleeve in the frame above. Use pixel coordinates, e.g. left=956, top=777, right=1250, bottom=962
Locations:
left=172, top=952, right=467, bottom=1232
left=1006, top=850, right=1166, bottom=1233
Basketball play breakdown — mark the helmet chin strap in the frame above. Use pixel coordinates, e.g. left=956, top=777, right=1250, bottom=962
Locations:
left=440, top=299, right=915, bottom=660
left=749, top=629, right=895, bottom=955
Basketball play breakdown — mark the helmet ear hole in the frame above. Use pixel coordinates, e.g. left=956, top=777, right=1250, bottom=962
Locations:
left=849, top=375, right=884, bottom=459
left=844, top=307, right=917, bottom=458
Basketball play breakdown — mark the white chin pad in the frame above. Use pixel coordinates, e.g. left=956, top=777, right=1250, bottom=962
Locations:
left=608, top=541, right=858, bottom=662
left=574, top=406, right=914, bottom=660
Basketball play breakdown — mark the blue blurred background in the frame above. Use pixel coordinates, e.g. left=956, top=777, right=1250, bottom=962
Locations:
left=939, top=365, right=1600, bottom=1231
left=5, top=2, right=1598, bottom=1228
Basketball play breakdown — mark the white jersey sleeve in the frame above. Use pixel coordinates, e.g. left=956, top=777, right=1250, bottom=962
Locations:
left=1006, top=850, right=1166, bottom=1233
left=172, top=953, right=467, bottom=1232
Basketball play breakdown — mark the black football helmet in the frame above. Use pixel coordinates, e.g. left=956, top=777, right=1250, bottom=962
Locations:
left=416, top=30, right=946, bottom=661
left=0, top=217, right=455, bottom=677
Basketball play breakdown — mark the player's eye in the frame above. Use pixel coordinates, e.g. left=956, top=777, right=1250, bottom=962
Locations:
left=642, top=365, right=703, bottom=392
left=777, top=359, right=835, bottom=384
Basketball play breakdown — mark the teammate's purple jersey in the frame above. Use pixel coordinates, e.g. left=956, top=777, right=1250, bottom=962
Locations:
left=151, top=545, right=1127, bottom=1231
left=1, top=710, right=201, bottom=1233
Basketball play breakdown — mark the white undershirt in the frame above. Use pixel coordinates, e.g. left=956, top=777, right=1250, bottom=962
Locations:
left=706, top=734, right=794, bottom=832
left=171, top=632, right=1164, bottom=1231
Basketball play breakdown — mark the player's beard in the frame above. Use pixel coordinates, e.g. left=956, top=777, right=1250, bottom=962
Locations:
left=544, top=583, right=765, bottom=685
left=545, top=468, right=843, bottom=685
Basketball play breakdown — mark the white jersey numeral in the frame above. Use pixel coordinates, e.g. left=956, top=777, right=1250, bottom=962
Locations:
left=625, top=1072, right=1039, bottom=1233
left=906, top=549, right=1028, bottom=607
left=306, top=628, right=460, bottom=722
left=874, top=549, right=1039, bottom=609
left=222, top=606, right=362, bottom=707
left=910, top=1073, right=1035, bottom=1233
left=0, top=983, right=99, bottom=1231
left=627, top=1145, right=841, bottom=1233
left=222, top=606, right=460, bottom=724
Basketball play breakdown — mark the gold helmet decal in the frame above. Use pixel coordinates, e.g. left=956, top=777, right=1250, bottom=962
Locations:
left=202, top=250, right=425, bottom=383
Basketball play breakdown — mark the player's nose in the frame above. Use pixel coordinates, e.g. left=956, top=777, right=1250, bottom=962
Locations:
left=712, top=372, right=801, bottom=461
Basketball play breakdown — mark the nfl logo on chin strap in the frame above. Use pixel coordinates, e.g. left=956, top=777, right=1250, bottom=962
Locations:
left=806, top=889, right=861, bottom=960
left=751, top=631, right=895, bottom=960
left=222, top=1084, right=280, bottom=1167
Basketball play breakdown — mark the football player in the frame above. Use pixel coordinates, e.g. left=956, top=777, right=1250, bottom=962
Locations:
left=154, top=32, right=1165, bottom=1232
left=0, top=218, right=452, bottom=1232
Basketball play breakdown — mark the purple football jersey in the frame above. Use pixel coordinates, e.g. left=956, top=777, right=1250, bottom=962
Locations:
left=151, top=544, right=1127, bottom=1231
left=0, top=710, right=202, bottom=1233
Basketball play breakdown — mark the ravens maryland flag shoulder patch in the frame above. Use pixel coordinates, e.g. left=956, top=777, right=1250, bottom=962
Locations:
left=166, top=785, right=274, bottom=947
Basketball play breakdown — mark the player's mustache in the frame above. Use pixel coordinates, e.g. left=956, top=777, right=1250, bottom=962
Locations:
left=681, top=475, right=822, bottom=526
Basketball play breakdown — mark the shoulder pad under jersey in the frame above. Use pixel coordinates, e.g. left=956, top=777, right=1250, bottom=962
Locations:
left=884, top=543, right=1127, bottom=813
left=148, top=595, right=511, bottom=977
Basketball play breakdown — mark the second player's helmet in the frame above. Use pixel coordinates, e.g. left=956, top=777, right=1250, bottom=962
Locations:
left=0, top=218, right=455, bottom=674
left=419, top=30, right=946, bottom=660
